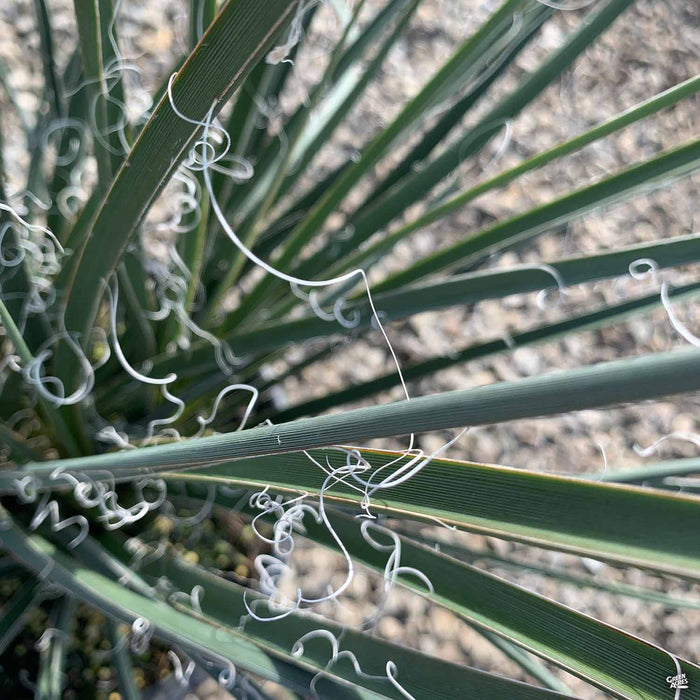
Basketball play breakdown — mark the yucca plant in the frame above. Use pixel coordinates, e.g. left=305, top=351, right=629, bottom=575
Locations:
left=0, top=0, right=699, bottom=697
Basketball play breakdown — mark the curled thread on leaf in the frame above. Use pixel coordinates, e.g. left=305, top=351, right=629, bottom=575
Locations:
left=35, top=628, right=67, bottom=653
left=536, top=0, right=599, bottom=9
left=167, top=650, right=196, bottom=687
left=197, top=649, right=237, bottom=690
left=130, top=617, right=153, bottom=654
left=95, top=425, right=133, bottom=449
left=170, top=584, right=204, bottom=613
left=292, top=629, right=415, bottom=700
left=14, top=475, right=39, bottom=504
left=266, top=0, right=318, bottom=65
left=250, top=489, right=317, bottom=556
left=106, top=277, right=177, bottom=386
left=594, top=441, right=608, bottom=482
left=126, top=538, right=167, bottom=573
left=628, top=257, right=659, bottom=281
left=47, top=465, right=166, bottom=532
left=195, top=384, right=258, bottom=437
left=634, top=432, right=700, bottom=458
left=141, top=385, right=185, bottom=446
left=29, top=493, right=89, bottom=548
left=43, top=119, right=88, bottom=167
left=661, top=281, right=700, bottom=348
left=0, top=203, right=64, bottom=254
left=8, top=189, right=52, bottom=213
left=629, top=255, right=700, bottom=347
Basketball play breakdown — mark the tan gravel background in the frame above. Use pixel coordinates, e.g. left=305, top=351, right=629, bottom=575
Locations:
left=1, top=0, right=699, bottom=698
left=275, top=4, right=700, bottom=696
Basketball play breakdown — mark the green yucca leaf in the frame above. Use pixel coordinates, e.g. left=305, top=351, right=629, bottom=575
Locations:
left=311, top=75, right=700, bottom=281
left=3, top=523, right=567, bottom=699
left=268, top=282, right=700, bottom=422
left=162, top=444, right=700, bottom=578
left=600, top=457, right=700, bottom=486
left=15, top=347, right=700, bottom=483
left=36, top=595, right=76, bottom=700
left=189, top=0, right=217, bottom=46
left=134, top=540, right=574, bottom=699
left=0, top=578, right=43, bottom=656
left=481, top=633, right=575, bottom=696
left=46, top=52, right=90, bottom=240
left=119, top=251, right=157, bottom=361
left=58, top=0, right=300, bottom=386
left=72, top=0, right=112, bottom=184
left=264, top=231, right=700, bottom=355
left=108, top=620, right=142, bottom=700
left=374, top=140, right=700, bottom=292
left=406, top=536, right=700, bottom=610
left=32, top=0, right=63, bottom=120
left=229, top=0, right=635, bottom=326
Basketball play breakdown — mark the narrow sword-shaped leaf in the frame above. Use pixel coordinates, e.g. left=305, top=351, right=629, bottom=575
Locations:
left=163, top=442, right=700, bottom=579
left=36, top=595, right=76, bottom=700
left=72, top=0, right=112, bottom=184
left=161, top=232, right=700, bottom=384
left=309, top=76, right=700, bottom=280
left=477, top=632, right=575, bottom=696
left=407, top=536, right=700, bottom=610
left=374, top=139, right=700, bottom=292
left=15, top=348, right=700, bottom=486
left=266, top=282, right=700, bottom=422
left=58, top=0, right=300, bottom=376
left=108, top=620, right=142, bottom=700
left=0, top=577, right=44, bottom=656
left=3, top=524, right=565, bottom=700
left=600, top=457, right=700, bottom=485
left=136, top=546, right=574, bottom=699
left=33, top=0, right=64, bottom=119
left=293, top=508, right=700, bottom=699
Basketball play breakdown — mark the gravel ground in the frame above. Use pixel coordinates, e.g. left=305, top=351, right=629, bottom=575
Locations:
left=1, top=0, right=699, bottom=698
